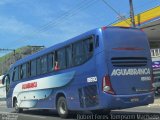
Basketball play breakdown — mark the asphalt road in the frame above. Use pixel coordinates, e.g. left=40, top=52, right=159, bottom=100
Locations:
left=0, top=100, right=160, bottom=120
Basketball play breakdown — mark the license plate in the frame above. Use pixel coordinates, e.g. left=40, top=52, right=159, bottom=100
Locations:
left=130, top=97, right=139, bottom=102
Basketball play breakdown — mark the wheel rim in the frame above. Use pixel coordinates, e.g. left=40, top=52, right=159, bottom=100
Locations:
left=15, top=101, right=18, bottom=112
left=59, top=101, right=66, bottom=115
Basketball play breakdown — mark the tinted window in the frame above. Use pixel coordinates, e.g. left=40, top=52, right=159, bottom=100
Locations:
left=66, top=45, right=72, bottom=67
left=48, top=53, right=54, bottom=72
left=27, top=62, right=31, bottom=77
left=31, top=60, right=36, bottom=77
left=57, top=48, right=66, bottom=70
left=20, top=64, right=27, bottom=79
left=13, top=67, right=19, bottom=81
left=72, top=36, right=94, bottom=66
left=41, top=55, right=47, bottom=74
left=95, top=35, right=99, bottom=48
left=84, top=37, right=94, bottom=59
left=37, top=58, right=41, bottom=75
left=73, top=41, right=85, bottom=66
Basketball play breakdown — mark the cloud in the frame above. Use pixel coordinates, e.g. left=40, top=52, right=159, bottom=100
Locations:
left=0, top=15, right=52, bottom=39
left=0, top=15, right=53, bottom=47
left=0, top=0, right=102, bottom=49
left=0, top=16, right=33, bottom=35
left=25, top=2, right=101, bottom=46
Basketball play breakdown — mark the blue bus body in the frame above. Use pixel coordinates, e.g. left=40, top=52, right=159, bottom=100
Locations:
left=5, top=27, right=154, bottom=114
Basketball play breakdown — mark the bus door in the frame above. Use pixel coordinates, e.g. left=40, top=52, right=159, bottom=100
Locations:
left=2, top=74, right=10, bottom=96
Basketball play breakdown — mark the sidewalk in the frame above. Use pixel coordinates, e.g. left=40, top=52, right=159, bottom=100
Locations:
left=148, top=97, right=160, bottom=107
left=0, top=100, right=6, bottom=107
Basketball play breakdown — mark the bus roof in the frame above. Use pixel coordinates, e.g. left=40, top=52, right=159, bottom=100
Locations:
left=12, top=28, right=99, bottom=68
left=11, top=26, right=141, bottom=68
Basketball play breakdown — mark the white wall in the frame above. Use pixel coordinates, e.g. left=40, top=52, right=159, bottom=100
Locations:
left=152, top=57, right=160, bottom=62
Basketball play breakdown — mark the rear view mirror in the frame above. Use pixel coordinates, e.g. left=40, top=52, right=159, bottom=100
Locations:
left=2, top=75, right=6, bottom=85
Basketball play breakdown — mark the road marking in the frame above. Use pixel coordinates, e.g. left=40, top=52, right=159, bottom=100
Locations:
left=19, top=114, right=46, bottom=119
left=0, top=112, right=16, bottom=114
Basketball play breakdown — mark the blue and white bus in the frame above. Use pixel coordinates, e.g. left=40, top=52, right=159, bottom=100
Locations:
left=2, top=26, right=154, bottom=118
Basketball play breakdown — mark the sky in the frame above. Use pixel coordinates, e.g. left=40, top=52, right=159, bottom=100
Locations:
left=0, top=0, right=159, bottom=56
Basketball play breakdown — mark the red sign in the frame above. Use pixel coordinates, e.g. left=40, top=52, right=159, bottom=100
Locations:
left=22, top=82, right=37, bottom=89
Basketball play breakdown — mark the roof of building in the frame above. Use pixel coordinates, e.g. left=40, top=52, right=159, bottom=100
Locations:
left=112, top=6, right=160, bottom=27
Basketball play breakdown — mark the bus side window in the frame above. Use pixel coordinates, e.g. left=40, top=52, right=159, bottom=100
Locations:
left=37, top=58, right=41, bottom=75
left=84, top=37, right=94, bottom=60
left=48, top=53, right=55, bottom=72
left=89, top=38, right=94, bottom=53
left=54, top=61, right=59, bottom=70
left=20, top=64, right=27, bottom=79
left=54, top=51, right=59, bottom=71
left=66, top=45, right=72, bottom=68
left=27, top=62, right=31, bottom=77
left=13, top=67, right=19, bottom=81
left=95, top=35, right=99, bottom=48
left=41, top=55, right=47, bottom=74
left=73, top=41, right=84, bottom=66
left=30, top=60, right=36, bottom=77
left=57, top=48, right=66, bottom=70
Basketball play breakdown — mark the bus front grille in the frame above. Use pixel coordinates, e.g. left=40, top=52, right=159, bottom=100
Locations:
left=111, top=57, right=147, bottom=67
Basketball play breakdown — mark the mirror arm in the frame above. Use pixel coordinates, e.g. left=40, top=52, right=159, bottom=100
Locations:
left=2, top=74, right=7, bottom=85
left=2, top=76, right=5, bottom=85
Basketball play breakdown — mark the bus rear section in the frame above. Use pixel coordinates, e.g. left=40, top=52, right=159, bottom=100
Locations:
left=100, top=27, right=154, bottom=109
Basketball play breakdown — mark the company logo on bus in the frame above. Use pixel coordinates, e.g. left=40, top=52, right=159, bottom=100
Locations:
left=111, top=68, right=150, bottom=76
left=22, top=82, right=37, bottom=89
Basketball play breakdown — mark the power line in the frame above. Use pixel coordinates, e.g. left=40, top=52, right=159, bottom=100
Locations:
left=11, top=0, right=97, bottom=45
left=101, top=0, right=131, bottom=26
left=36, top=0, right=97, bottom=33
left=10, top=0, right=97, bottom=46
left=37, top=0, right=156, bottom=33
left=35, top=0, right=92, bottom=33
left=0, top=48, right=15, bottom=55
left=106, top=1, right=159, bottom=26
left=107, top=19, right=120, bottom=26
left=134, top=0, right=160, bottom=12
left=10, top=0, right=158, bottom=47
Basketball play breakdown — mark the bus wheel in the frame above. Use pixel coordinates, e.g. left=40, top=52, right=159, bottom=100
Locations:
left=57, top=97, right=69, bottom=118
left=14, top=99, right=23, bottom=113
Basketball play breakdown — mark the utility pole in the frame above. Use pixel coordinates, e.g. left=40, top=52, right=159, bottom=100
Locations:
left=129, top=0, right=136, bottom=27
left=0, top=48, right=15, bottom=55
left=0, top=48, right=16, bottom=62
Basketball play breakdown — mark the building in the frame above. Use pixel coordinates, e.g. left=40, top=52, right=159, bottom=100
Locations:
left=112, top=6, right=160, bottom=49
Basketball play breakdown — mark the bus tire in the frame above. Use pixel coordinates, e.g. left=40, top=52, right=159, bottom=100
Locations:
left=156, top=87, right=160, bottom=94
left=57, top=96, right=69, bottom=118
left=14, top=99, right=23, bottom=113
